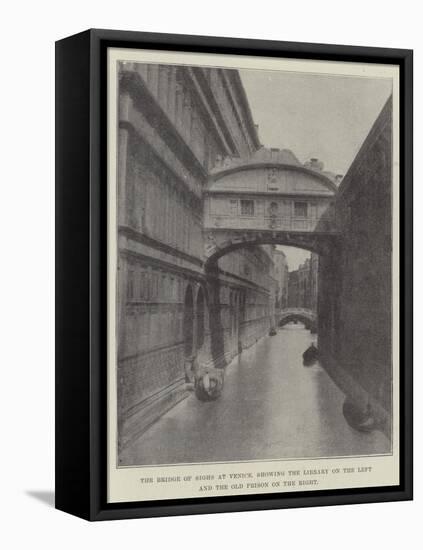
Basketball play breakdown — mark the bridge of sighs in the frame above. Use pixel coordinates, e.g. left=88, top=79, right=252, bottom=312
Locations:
left=203, top=148, right=340, bottom=269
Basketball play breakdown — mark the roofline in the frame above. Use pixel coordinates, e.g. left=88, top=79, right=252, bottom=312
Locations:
left=209, top=162, right=338, bottom=194
left=337, top=95, right=392, bottom=199
left=231, top=71, right=261, bottom=150
left=204, top=190, right=334, bottom=199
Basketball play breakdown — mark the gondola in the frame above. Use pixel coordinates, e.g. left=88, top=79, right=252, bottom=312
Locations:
left=195, top=368, right=224, bottom=401
left=342, top=399, right=376, bottom=433
left=302, top=343, right=318, bottom=366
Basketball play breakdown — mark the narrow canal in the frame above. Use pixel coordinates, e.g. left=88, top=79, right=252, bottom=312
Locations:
left=121, top=324, right=391, bottom=466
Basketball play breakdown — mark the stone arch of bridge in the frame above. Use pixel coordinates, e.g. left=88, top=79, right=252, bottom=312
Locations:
left=278, top=311, right=317, bottom=333
left=203, top=232, right=335, bottom=272
left=203, top=237, right=323, bottom=368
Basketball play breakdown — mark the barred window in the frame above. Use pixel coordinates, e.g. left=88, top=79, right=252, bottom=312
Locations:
left=294, top=201, right=308, bottom=217
left=240, top=199, right=254, bottom=216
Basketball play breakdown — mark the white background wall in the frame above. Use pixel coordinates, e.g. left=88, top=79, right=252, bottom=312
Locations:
left=0, top=1, right=420, bottom=548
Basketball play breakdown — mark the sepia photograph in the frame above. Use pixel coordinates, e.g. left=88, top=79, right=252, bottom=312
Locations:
left=107, top=49, right=400, bottom=501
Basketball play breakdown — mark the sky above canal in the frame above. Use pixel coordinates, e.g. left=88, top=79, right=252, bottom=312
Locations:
left=240, top=69, right=393, bottom=270
left=240, top=69, right=392, bottom=175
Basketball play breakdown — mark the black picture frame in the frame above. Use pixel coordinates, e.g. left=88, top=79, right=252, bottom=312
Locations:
left=55, top=28, right=413, bottom=521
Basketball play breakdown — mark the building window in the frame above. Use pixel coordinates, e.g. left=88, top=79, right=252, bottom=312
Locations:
left=240, top=199, right=254, bottom=216
left=230, top=199, right=238, bottom=215
left=127, top=270, right=134, bottom=301
left=140, top=270, right=148, bottom=300
left=294, top=201, right=308, bottom=218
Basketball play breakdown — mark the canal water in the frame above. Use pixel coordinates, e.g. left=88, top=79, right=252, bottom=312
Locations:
left=121, top=324, right=391, bottom=466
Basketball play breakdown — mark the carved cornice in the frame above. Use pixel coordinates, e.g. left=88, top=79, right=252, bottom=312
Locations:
left=209, top=162, right=338, bottom=194
left=119, top=225, right=204, bottom=268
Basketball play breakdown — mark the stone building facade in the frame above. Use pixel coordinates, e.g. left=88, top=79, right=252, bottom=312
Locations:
left=309, top=253, right=319, bottom=312
left=117, top=62, right=276, bottom=452
left=317, top=97, right=393, bottom=435
left=287, top=254, right=319, bottom=311
left=273, top=249, right=289, bottom=309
